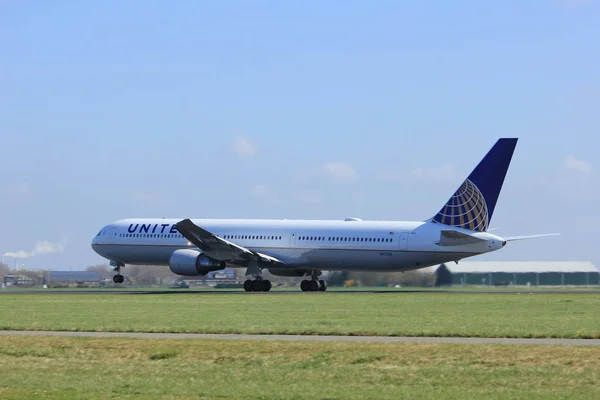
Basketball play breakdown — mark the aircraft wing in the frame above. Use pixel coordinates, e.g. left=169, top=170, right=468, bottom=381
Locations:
left=175, top=219, right=282, bottom=265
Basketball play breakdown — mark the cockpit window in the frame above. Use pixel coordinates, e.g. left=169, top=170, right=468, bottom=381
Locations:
left=96, top=230, right=102, bottom=237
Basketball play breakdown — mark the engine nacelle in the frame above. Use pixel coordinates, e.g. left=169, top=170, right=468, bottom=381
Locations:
left=169, top=249, right=226, bottom=276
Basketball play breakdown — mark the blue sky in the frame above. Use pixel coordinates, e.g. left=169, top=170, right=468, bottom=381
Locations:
left=1, top=0, right=598, bottom=270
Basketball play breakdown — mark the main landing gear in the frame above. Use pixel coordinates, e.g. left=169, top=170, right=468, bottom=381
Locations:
left=300, top=271, right=327, bottom=292
left=111, top=261, right=125, bottom=284
left=300, top=279, right=327, bottom=292
left=243, top=265, right=272, bottom=292
left=243, top=278, right=272, bottom=292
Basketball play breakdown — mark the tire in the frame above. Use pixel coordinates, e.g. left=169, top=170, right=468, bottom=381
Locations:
left=118, top=275, right=125, bottom=284
left=300, top=280, right=310, bottom=292
left=318, top=280, right=327, bottom=292
left=243, top=280, right=253, bottom=292
left=252, top=280, right=264, bottom=292
left=113, top=275, right=120, bottom=284
left=309, top=280, right=319, bottom=292
left=262, top=280, right=272, bottom=292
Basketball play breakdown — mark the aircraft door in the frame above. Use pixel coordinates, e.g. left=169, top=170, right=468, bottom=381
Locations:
left=398, top=232, right=409, bottom=251
left=290, top=232, right=297, bottom=248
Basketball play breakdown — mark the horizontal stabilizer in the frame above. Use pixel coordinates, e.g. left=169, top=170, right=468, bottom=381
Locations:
left=505, top=233, right=560, bottom=242
left=436, top=230, right=485, bottom=246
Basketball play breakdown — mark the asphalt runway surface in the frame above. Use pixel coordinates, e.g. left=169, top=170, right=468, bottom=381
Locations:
left=1, top=330, right=599, bottom=346
left=2, top=289, right=599, bottom=295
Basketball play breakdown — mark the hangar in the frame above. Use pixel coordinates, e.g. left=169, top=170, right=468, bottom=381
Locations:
left=433, top=262, right=599, bottom=286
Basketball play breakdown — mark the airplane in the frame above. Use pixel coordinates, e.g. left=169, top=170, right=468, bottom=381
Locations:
left=91, top=138, right=557, bottom=292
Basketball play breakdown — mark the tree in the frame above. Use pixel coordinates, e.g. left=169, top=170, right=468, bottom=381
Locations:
left=125, top=265, right=179, bottom=285
left=86, top=264, right=113, bottom=280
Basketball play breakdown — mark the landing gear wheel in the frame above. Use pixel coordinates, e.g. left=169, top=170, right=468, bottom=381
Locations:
left=111, top=262, right=125, bottom=284
left=318, top=280, right=327, bottom=292
left=309, top=280, right=319, bottom=292
left=262, top=280, right=272, bottom=292
left=300, top=280, right=310, bottom=292
left=243, top=280, right=253, bottom=292
left=252, top=280, right=264, bottom=292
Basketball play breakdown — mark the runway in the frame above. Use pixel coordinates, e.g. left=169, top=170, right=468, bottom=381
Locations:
left=1, top=330, right=599, bottom=346
left=2, top=289, right=599, bottom=295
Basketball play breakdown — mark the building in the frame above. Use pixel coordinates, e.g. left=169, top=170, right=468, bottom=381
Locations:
left=43, top=271, right=101, bottom=285
left=3, top=275, right=35, bottom=287
left=432, top=262, right=599, bottom=286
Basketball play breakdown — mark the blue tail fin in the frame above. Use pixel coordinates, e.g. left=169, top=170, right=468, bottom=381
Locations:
left=432, top=138, right=518, bottom=232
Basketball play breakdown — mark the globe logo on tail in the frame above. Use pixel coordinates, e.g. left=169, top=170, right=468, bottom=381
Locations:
left=433, top=179, right=489, bottom=232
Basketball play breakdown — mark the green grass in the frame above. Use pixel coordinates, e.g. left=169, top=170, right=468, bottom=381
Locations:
left=4, top=285, right=599, bottom=292
left=0, top=336, right=598, bottom=399
left=1, top=292, right=599, bottom=338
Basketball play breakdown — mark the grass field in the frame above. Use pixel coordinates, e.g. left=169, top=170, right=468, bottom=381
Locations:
left=5, top=285, right=600, bottom=292
left=1, top=292, right=599, bottom=338
left=0, top=336, right=598, bottom=399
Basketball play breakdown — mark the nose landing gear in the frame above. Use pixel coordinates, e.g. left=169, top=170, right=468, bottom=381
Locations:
left=111, top=262, right=125, bottom=284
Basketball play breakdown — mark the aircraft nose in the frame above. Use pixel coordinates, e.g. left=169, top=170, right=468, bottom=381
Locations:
left=91, top=228, right=103, bottom=254
left=91, top=237, right=99, bottom=253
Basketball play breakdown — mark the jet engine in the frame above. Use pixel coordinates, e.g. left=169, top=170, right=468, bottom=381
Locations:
left=169, top=249, right=226, bottom=276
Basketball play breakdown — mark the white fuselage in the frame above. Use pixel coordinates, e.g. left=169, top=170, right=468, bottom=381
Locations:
left=91, top=218, right=505, bottom=272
